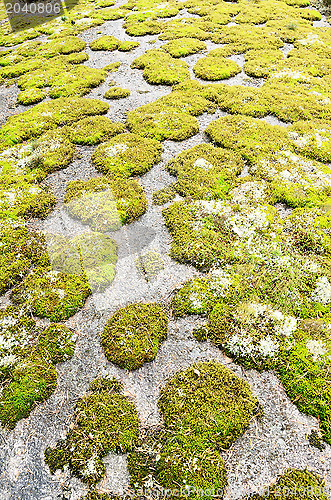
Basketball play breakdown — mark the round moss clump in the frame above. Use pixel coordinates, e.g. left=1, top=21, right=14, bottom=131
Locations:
left=67, top=116, right=125, bottom=145
left=45, top=377, right=139, bottom=485
left=244, top=469, right=330, bottom=500
left=101, top=303, right=168, bottom=370
left=205, top=114, right=290, bottom=163
left=0, top=180, right=56, bottom=219
left=103, top=87, right=131, bottom=99
left=36, top=324, right=75, bottom=364
left=193, top=56, right=241, bottom=80
left=10, top=267, right=91, bottom=322
left=65, top=177, right=148, bottom=231
left=162, top=37, right=206, bottom=58
left=126, top=102, right=199, bottom=141
left=89, top=35, right=120, bottom=51
left=128, top=360, right=260, bottom=497
left=135, top=251, right=164, bottom=281
left=288, top=119, right=331, bottom=163
left=118, top=41, right=140, bottom=51
left=17, top=88, right=46, bottom=105
left=131, top=49, right=190, bottom=85
left=92, top=133, right=162, bottom=178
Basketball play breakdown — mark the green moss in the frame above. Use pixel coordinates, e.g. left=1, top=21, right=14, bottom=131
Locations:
left=101, top=302, right=168, bottom=370
left=243, top=49, right=284, bottom=78
left=0, top=97, right=109, bottom=148
left=65, top=177, right=148, bottom=231
left=166, top=143, right=244, bottom=199
left=289, top=119, right=331, bottom=163
left=211, top=25, right=284, bottom=51
left=90, top=35, right=120, bottom=51
left=159, top=18, right=211, bottom=41
left=286, top=205, right=331, bottom=256
left=135, top=251, right=165, bottom=281
left=64, top=52, right=89, bottom=64
left=10, top=266, right=91, bottom=322
left=103, top=87, right=131, bottom=99
left=67, top=116, right=125, bottom=145
left=131, top=49, right=190, bottom=85
left=118, top=41, right=140, bottom=51
left=128, top=360, right=260, bottom=497
left=153, top=184, right=176, bottom=205
left=126, top=101, right=199, bottom=141
left=0, top=359, right=57, bottom=429
left=37, top=35, right=86, bottom=58
left=193, top=55, right=241, bottom=81
left=92, top=133, right=162, bottom=178
left=0, top=219, right=46, bottom=295
left=308, top=430, right=326, bottom=451
left=0, top=179, right=56, bottom=219
left=205, top=114, right=290, bottom=163
left=103, top=61, right=121, bottom=72
left=36, top=324, right=75, bottom=364
left=243, top=469, right=329, bottom=499
left=45, top=377, right=139, bottom=485
left=162, top=37, right=206, bottom=57
left=158, top=83, right=217, bottom=115
left=17, top=88, right=46, bottom=105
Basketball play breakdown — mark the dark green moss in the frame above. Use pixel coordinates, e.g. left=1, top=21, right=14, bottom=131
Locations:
left=308, top=430, right=326, bottom=451
left=101, top=302, right=168, bottom=370
left=65, top=177, right=148, bottom=231
left=45, top=377, right=139, bottom=485
left=92, top=133, right=162, bottom=178
left=67, top=116, right=125, bottom=145
left=135, top=251, right=164, bottom=281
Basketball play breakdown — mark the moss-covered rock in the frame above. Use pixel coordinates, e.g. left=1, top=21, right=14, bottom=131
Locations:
left=103, top=87, right=131, bottom=99
left=0, top=97, right=109, bottom=148
left=243, top=469, right=330, bottom=499
left=193, top=55, right=241, bottom=81
left=92, top=133, right=162, bottom=178
left=101, top=302, right=168, bottom=370
left=135, top=251, right=164, bottom=281
left=45, top=377, right=139, bottom=485
left=131, top=49, right=190, bottom=85
left=10, top=267, right=91, bottom=322
left=128, top=360, right=260, bottom=497
left=166, top=143, right=244, bottom=199
left=288, top=119, right=331, bottom=163
left=205, top=114, right=290, bottom=163
left=126, top=101, right=199, bottom=141
left=67, top=116, right=125, bottom=145
left=162, top=37, right=206, bottom=58
left=89, top=35, right=120, bottom=51
left=65, top=177, right=148, bottom=231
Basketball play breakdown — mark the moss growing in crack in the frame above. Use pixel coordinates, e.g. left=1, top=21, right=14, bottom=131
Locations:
left=92, top=133, right=162, bottom=178
left=243, top=469, right=330, bottom=500
left=0, top=219, right=46, bottom=295
left=89, top=35, right=120, bottom=51
left=10, top=266, right=91, bottom=322
left=128, top=360, right=260, bottom=497
left=118, top=41, right=140, bottom=51
left=166, top=143, right=244, bottom=200
left=288, top=119, right=331, bottom=163
left=205, top=114, right=290, bottom=163
left=101, top=303, right=168, bottom=370
left=67, top=116, right=125, bottom=145
left=17, top=88, right=46, bottom=105
left=103, top=87, right=131, bottom=99
left=44, top=377, right=139, bottom=485
left=153, top=184, right=176, bottom=205
left=162, top=37, right=206, bottom=58
left=193, top=55, right=241, bottom=81
left=131, top=49, right=190, bottom=85
left=135, top=251, right=164, bottom=281
left=126, top=101, right=199, bottom=141
left=0, top=97, right=109, bottom=148
left=65, top=177, right=148, bottom=231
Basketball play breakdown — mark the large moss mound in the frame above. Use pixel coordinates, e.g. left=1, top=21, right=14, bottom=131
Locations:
left=65, top=176, right=148, bottom=231
left=131, top=49, right=190, bottom=85
left=101, top=302, right=168, bottom=370
left=193, top=55, right=241, bottom=81
left=92, top=133, right=162, bottom=178
left=67, top=116, right=125, bottom=145
left=45, top=377, right=139, bottom=485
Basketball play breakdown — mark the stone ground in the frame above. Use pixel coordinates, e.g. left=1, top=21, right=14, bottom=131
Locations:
left=0, top=0, right=331, bottom=499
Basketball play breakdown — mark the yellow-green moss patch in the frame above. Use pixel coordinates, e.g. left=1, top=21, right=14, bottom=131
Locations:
left=67, top=116, right=125, bottom=145
left=135, top=251, right=164, bottom=281
left=131, top=49, right=190, bottom=85
left=17, top=88, right=46, bottom=105
left=193, top=55, right=241, bottom=81
left=289, top=119, right=331, bottom=163
left=101, top=303, right=168, bottom=370
left=162, top=37, right=206, bottom=57
left=103, top=87, right=131, bottom=99
left=90, top=35, right=120, bottom=51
